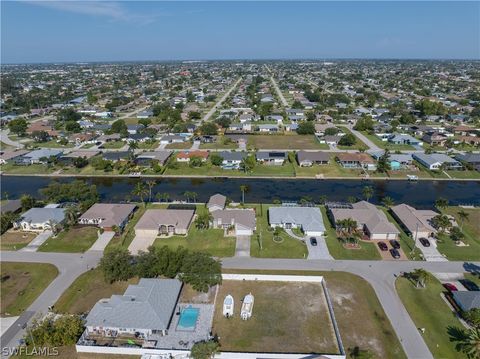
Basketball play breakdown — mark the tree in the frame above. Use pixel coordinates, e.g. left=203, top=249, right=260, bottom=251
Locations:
left=20, top=194, right=36, bottom=211
left=377, top=149, right=391, bottom=173
left=240, top=185, right=248, bottom=204
left=64, top=205, right=79, bottom=226
left=26, top=315, right=84, bottom=347
left=190, top=340, right=220, bottom=359
left=456, top=326, right=480, bottom=359
left=381, top=196, right=395, bottom=208
left=362, top=186, right=374, bottom=202
left=32, top=130, right=49, bottom=142
left=180, top=252, right=222, bottom=292
left=338, top=133, right=357, bottom=146
left=240, top=155, right=256, bottom=173
left=435, top=197, right=449, bottom=210
left=0, top=212, right=18, bottom=235
left=215, top=116, right=231, bottom=129
left=450, top=226, right=465, bottom=243
left=65, top=121, right=81, bottom=132
left=209, top=153, right=223, bottom=166
left=40, top=180, right=99, bottom=211
left=411, top=268, right=430, bottom=288
left=296, top=121, right=315, bottom=135
left=336, top=218, right=360, bottom=244
left=190, top=156, right=204, bottom=168
left=132, top=182, right=148, bottom=205
left=73, top=156, right=88, bottom=168
left=146, top=180, right=156, bottom=203
left=99, top=248, right=135, bottom=283
left=431, top=214, right=452, bottom=234
left=195, top=211, right=213, bottom=230
left=156, top=192, right=170, bottom=203
left=128, top=141, right=138, bottom=158
left=57, top=108, right=81, bottom=123
left=353, top=117, right=374, bottom=132
left=462, top=308, right=480, bottom=328
left=199, top=122, right=218, bottom=135
left=458, top=210, right=470, bottom=230
left=110, top=119, right=128, bottom=136
left=324, top=127, right=340, bottom=136
left=8, top=118, right=28, bottom=136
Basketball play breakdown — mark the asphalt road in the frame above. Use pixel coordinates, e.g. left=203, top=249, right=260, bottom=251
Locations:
left=2, top=249, right=479, bottom=359
left=0, top=130, right=24, bottom=149
left=201, top=77, right=242, bottom=122
left=265, top=65, right=288, bottom=108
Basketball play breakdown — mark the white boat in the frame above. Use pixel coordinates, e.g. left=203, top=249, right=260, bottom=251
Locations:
left=222, top=294, right=234, bottom=317
left=240, top=293, right=254, bottom=320
left=407, top=175, right=418, bottom=181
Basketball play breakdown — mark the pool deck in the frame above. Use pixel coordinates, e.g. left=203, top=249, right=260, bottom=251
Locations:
left=148, top=303, right=214, bottom=350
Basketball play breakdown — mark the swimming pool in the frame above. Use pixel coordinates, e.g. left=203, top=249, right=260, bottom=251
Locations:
left=176, top=306, right=200, bottom=331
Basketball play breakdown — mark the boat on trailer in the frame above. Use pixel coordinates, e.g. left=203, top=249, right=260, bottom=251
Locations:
left=241, top=293, right=254, bottom=320
left=223, top=294, right=234, bottom=317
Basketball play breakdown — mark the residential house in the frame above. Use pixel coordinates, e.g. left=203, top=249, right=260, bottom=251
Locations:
left=15, top=149, right=63, bottom=165
left=413, top=153, right=463, bottom=171
left=79, top=203, right=137, bottom=231
left=257, top=124, right=279, bottom=133
left=211, top=208, right=256, bottom=236
left=422, top=132, right=448, bottom=147
left=0, top=150, right=29, bottom=164
left=390, top=204, right=438, bottom=239
left=328, top=201, right=399, bottom=240
left=176, top=150, right=209, bottom=163
left=135, top=209, right=195, bottom=236
left=256, top=151, right=287, bottom=165
left=136, top=110, right=154, bottom=119
left=268, top=206, right=325, bottom=237
left=14, top=206, right=66, bottom=231
left=207, top=194, right=227, bottom=213
left=455, top=153, right=480, bottom=171
left=388, top=134, right=422, bottom=146
left=452, top=291, right=480, bottom=311
left=369, top=151, right=413, bottom=170
left=85, top=278, right=183, bottom=338
left=103, top=151, right=131, bottom=162
left=127, top=124, right=145, bottom=135
left=296, top=151, right=330, bottom=167
left=159, top=135, right=185, bottom=145
left=336, top=153, right=377, bottom=171
left=218, top=151, right=247, bottom=169
left=58, top=150, right=100, bottom=165
left=68, top=133, right=97, bottom=146
left=135, top=151, right=172, bottom=166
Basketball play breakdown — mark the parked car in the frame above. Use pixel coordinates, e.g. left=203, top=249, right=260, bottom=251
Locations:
left=377, top=241, right=388, bottom=251
left=443, top=283, right=458, bottom=292
left=390, top=248, right=401, bottom=259
left=459, top=279, right=480, bottom=291
left=389, top=239, right=401, bottom=249
left=310, top=237, right=317, bottom=246
left=419, top=237, right=431, bottom=247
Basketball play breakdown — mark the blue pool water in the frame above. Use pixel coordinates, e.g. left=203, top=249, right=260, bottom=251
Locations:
left=177, top=306, right=199, bottom=331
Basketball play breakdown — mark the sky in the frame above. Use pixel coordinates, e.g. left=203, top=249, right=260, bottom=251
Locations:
left=1, top=1, right=479, bottom=63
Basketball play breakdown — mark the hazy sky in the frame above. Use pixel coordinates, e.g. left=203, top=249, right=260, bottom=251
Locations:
left=1, top=1, right=479, bottom=63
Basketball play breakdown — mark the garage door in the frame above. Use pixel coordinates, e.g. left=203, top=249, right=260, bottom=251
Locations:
left=306, top=231, right=323, bottom=237
left=236, top=229, right=252, bottom=236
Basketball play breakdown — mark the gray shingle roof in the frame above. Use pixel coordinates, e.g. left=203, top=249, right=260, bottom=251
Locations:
left=452, top=291, right=480, bottom=311
left=268, top=206, right=325, bottom=233
left=19, top=207, right=65, bottom=224
left=86, top=278, right=182, bottom=331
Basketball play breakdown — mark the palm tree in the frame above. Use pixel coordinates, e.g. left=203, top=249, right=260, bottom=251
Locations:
left=47, top=219, right=59, bottom=235
left=128, top=141, right=138, bottom=161
left=457, top=326, right=480, bottom=359
left=435, top=197, right=449, bottom=210
left=64, top=205, right=79, bottom=226
left=411, top=268, right=430, bottom=288
left=381, top=196, right=395, bottom=208
left=156, top=192, right=170, bottom=203
left=457, top=209, right=470, bottom=230
left=146, top=180, right=156, bottom=203
left=190, top=192, right=198, bottom=203
left=319, top=195, right=328, bottom=205
left=240, top=185, right=248, bottom=204
left=431, top=214, right=452, bottom=234
left=183, top=191, right=193, bottom=203
left=362, top=186, right=374, bottom=202
left=132, top=182, right=148, bottom=206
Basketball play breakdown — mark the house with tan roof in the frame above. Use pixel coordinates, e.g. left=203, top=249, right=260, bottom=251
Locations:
left=336, top=153, right=377, bottom=171
left=135, top=209, right=195, bottom=237
left=207, top=194, right=227, bottom=213
left=79, top=203, right=137, bottom=231
left=390, top=204, right=438, bottom=239
left=211, top=208, right=256, bottom=236
left=176, top=150, right=209, bottom=162
left=328, top=201, right=399, bottom=240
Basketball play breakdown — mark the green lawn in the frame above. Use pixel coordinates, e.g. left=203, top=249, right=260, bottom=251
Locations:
left=223, top=269, right=406, bottom=359
left=1, top=262, right=58, bottom=315
left=445, top=170, right=480, bottom=179
left=34, top=140, right=74, bottom=148
left=247, top=134, right=328, bottom=150
left=0, top=231, right=36, bottom=251
left=336, top=127, right=368, bottom=150
left=54, top=268, right=138, bottom=314
left=396, top=273, right=467, bottom=359
left=165, top=142, right=192, bottom=149
left=137, top=141, right=159, bottom=149
left=436, top=206, right=480, bottom=261
left=251, top=162, right=295, bottom=177
left=38, top=226, right=98, bottom=253
left=320, top=206, right=381, bottom=260
left=250, top=204, right=308, bottom=258
left=293, top=158, right=361, bottom=178
left=360, top=131, right=415, bottom=151
left=101, top=141, right=125, bottom=149
left=0, top=163, right=58, bottom=175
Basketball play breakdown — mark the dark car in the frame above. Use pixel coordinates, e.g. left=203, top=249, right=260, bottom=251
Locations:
left=310, top=237, right=318, bottom=246
left=377, top=241, right=388, bottom=251
left=389, top=240, right=401, bottom=249
left=419, top=237, right=431, bottom=247
left=443, top=283, right=458, bottom=292
left=459, top=279, right=480, bottom=291
left=390, top=248, right=401, bottom=259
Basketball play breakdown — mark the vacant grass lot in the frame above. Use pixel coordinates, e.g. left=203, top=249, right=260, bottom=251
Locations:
left=396, top=274, right=466, bottom=359
left=101, top=141, right=125, bottom=149
left=0, top=231, right=36, bottom=251
left=247, top=134, right=328, bottom=150
left=165, top=142, right=192, bottom=149
left=336, top=127, right=368, bottom=151
left=360, top=131, right=415, bottom=151
left=38, top=226, right=98, bottom=253
left=294, top=158, right=362, bottom=178
left=320, top=206, right=380, bottom=260
left=213, top=280, right=339, bottom=354
left=199, top=137, right=238, bottom=150
left=54, top=268, right=138, bottom=314
left=436, top=206, right=480, bottom=261
left=445, top=170, right=480, bottom=179
left=0, top=163, right=57, bottom=175
left=222, top=269, right=406, bottom=359
left=137, top=141, right=159, bottom=149
left=249, top=204, right=308, bottom=258
left=1, top=262, right=58, bottom=316
left=34, top=140, right=74, bottom=148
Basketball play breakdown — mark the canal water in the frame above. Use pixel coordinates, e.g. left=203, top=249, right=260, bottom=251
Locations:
left=1, top=176, right=480, bottom=209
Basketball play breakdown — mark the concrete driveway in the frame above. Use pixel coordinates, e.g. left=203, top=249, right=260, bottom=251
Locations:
left=417, top=239, right=448, bottom=262
left=305, top=235, right=333, bottom=260
left=128, top=233, right=157, bottom=255
left=89, top=231, right=114, bottom=252
left=235, top=236, right=251, bottom=257
left=191, top=140, right=201, bottom=150
left=20, top=230, right=52, bottom=252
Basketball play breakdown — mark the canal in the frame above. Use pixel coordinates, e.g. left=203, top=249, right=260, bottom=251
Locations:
left=1, top=176, right=480, bottom=209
